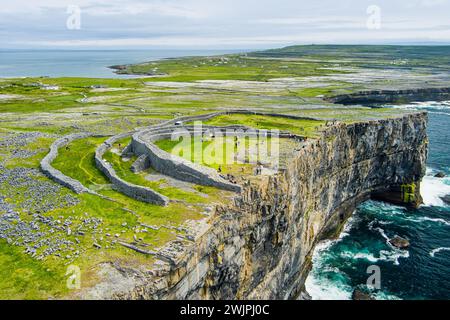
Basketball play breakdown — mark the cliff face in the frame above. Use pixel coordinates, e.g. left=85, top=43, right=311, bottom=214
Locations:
left=105, top=112, right=428, bottom=300
left=327, top=87, right=450, bottom=105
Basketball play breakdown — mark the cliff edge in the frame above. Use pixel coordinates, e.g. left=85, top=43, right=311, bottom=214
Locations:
left=86, top=112, right=428, bottom=300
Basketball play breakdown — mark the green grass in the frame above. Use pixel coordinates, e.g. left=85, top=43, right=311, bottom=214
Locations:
left=292, top=85, right=352, bottom=98
left=0, top=240, right=69, bottom=300
left=103, top=139, right=231, bottom=203
left=0, top=94, right=84, bottom=113
left=53, top=136, right=110, bottom=188
left=201, top=114, right=325, bottom=138
left=120, top=55, right=348, bottom=81
left=3, top=136, right=55, bottom=168
left=155, top=135, right=288, bottom=176
left=52, top=136, right=210, bottom=224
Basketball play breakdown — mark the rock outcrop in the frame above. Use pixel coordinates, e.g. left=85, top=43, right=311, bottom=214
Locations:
left=327, top=87, right=450, bottom=105
left=441, top=195, right=450, bottom=205
left=389, top=236, right=410, bottom=250
left=352, top=289, right=375, bottom=300
left=435, top=172, right=446, bottom=178
left=85, top=112, right=428, bottom=300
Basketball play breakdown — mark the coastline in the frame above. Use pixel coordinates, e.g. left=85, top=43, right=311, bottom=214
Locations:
left=1, top=45, right=449, bottom=300
left=305, top=101, right=450, bottom=300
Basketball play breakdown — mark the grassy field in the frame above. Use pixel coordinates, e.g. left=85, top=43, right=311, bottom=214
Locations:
left=201, top=114, right=326, bottom=138
left=116, top=54, right=348, bottom=81
left=0, top=135, right=216, bottom=299
left=102, top=138, right=232, bottom=203
left=0, top=45, right=441, bottom=299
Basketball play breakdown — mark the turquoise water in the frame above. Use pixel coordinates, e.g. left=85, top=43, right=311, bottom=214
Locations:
left=0, top=49, right=243, bottom=78
left=306, top=101, right=450, bottom=300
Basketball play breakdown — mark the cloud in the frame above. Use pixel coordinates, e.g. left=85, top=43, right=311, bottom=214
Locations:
left=419, top=0, right=448, bottom=7
left=82, top=2, right=205, bottom=18
left=15, top=28, right=450, bottom=48
left=2, top=0, right=205, bottom=18
left=1, top=0, right=450, bottom=48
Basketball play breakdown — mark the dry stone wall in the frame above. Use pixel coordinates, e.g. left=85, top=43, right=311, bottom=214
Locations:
left=40, top=133, right=97, bottom=194
left=94, top=132, right=169, bottom=206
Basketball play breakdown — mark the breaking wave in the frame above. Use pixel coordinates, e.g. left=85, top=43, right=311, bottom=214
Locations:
left=421, top=169, right=450, bottom=207
left=305, top=102, right=450, bottom=300
left=430, top=247, right=450, bottom=258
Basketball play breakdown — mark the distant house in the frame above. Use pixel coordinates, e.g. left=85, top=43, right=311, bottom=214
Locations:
left=41, top=85, right=60, bottom=90
left=90, top=85, right=108, bottom=89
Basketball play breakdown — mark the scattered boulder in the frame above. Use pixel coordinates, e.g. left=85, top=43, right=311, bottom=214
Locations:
left=298, top=290, right=312, bottom=300
left=389, top=236, right=410, bottom=250
left=440, top=195, right=450, bottom=205
left=352, top=289, right=375, bottom=300
left=434, top=172, right=446, bottom=178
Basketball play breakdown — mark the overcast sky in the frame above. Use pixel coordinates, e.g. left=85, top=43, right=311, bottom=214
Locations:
left=1, top=0, right=450, bottom=49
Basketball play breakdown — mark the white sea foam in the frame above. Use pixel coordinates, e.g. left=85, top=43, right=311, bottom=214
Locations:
left=340, top=247, right=409, bottom=266
left=429, top=247, right=450, bottom=258
left=373, top=226, right=390, bottom=242
left=305, top=240, right=352, bottom=300
left=391, top=101, right=450, bottom=112
left=304, top=215, right=358, bottom=300
left=421, top=170, right=450, bottom=207
left=340, top=251, right=378, bottom=263
left=340, top=214, right=357, bottom=239
left=366, top=201, right=450, bottom=226
left=428, top=111, right=450, bottom=116
left=304, top=271, right=352, bottom=300
left=420, top=217, right=450, bottom=226
left=372, top=291, right=402, bottom=300
left=368, top=224, right=410, bottom=265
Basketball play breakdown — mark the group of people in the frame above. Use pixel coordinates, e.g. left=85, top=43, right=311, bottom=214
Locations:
left=217, top=166, right=239, bottom=184
left=255, top=164, right=264, bottom=175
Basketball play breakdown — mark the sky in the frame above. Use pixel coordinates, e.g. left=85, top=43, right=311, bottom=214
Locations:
left=1, top=0, right=450, bottom=49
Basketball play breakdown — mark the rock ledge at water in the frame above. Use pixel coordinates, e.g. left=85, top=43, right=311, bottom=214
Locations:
left=434, top=172, right=446, bottom=178
left=352, top=289, right=375, bottom=300
left=389, top=236, right=410, bottom=250
left=440, top=195, right=450, bottom=205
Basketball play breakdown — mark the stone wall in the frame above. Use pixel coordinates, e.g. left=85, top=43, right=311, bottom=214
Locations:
left=130, top=155, right=149, bottom=173
left=40, top=133, right=96, bottom=194
left=94, top=112, right=428, bottom=300
left=132, top=127, right=242, bottom=192
left=94, top=132, right=169, bottom=206
left=132, top=125, right=294, bottom=193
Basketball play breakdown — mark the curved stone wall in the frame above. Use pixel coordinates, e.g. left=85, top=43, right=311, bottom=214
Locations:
left=132, top=126, right=250, bottom=192
left=41, top=133, right=97, bottom=194
left=95, top=111, right=319, bottom=203
left=94, top=132, right=170, bottom=206
left=42, top=111, right=306, bottom=203
left=133, top=124, right=298, bottom=192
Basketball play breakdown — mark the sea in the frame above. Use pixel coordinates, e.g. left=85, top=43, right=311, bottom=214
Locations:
left=305, top=101, right=450, bottom=300
left=0, top=49, right=243, bottom=78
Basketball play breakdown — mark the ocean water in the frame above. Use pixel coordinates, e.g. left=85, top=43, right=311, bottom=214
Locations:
left=0, top=49, right=243, bottom=78
left=305, top=101, right=450, bottom=300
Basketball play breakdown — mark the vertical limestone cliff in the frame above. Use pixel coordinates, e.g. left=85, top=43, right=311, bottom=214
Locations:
left=105, top=112, right=428, bottom=300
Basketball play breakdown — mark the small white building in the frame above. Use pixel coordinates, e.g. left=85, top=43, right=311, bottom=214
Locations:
left=41, top=85, right=60, bottom=90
